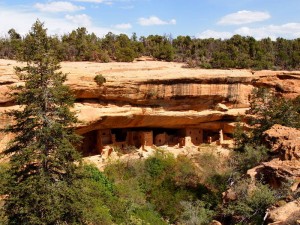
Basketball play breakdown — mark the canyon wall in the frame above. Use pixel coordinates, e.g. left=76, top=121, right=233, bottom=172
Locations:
left=1, top=59, right=300, bottom=152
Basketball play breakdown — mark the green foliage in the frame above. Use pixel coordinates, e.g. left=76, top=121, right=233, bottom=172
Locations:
left=94, top=74, right=106, bottom=85
left=2, top=25, right=300, bottom=69
left=231, top=144, right=268, bottom=175
left=83, top=164, right=115, bottom=192
left=103, top=152, right=205, bottom=224
left=103, top=159, right=168, bottom=224
left=115, top=47, right=136, bottom=62
left=102, top=151, right=223, bottom=224
left=130, top=208, right=168, bottom=225
left=0, top=163, right=9, bottom=225
left=1, top=20, right=87, bottom=225
left=0, top=163, right=10, bottom=195
left=115, top=34, right=136, bottom=62
left=248, top=87, right=300, bottom=143
left=224, top=180, right=276, bottom=224
left=144, top=151, right=175, bottom=178
left=233, top=118, right=249, bottom=150
left=179, top=200, right=215, bottom=225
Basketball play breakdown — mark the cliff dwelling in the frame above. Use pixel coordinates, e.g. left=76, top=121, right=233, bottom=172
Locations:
left=78, top=127, right=228, bottom=156
left=3, top=59, right=299, bottom=157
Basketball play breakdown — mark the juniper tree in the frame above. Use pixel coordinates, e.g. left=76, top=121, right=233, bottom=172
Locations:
left=2, top=20, right=85, bottom=225
left=248, top=87, right=300, bottom=143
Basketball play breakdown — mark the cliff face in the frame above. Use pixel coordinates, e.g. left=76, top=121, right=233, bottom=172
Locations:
left=1, top=59, right=300, bottom=151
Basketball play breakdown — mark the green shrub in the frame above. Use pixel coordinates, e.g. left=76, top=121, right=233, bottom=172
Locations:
left=179, top=200, right=215, bottom=225
left=0, top=163, right=10, bottom=195
left=144, top=151, right=176, bottom=178
left=132, top=208, right=167, bottom=225
left=83, top=164, right=114, bottom=193
left=231, top=144, right=268, bottom=174
left=224, top=180, right=276, bottom=224
left=98, top=50, right=111, bottom=63
left=248, top=87, right=300, bottom=143
left=115, top=47, right=136, bottom=62
left=0, top=163, right=9, bottom=224
left=94, top=74, right=106, bottom=85
left=172, top=155, right=199, bottom=187
left=102, top=152, right=235, bottom=224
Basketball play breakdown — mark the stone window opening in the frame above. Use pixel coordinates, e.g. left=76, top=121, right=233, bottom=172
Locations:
left=112, top=129, right=127, bottom=142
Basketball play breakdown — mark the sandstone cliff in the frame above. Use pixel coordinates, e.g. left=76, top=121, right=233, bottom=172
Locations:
left=241, top=125, right=300, bottom=224
left=1, top=59, right=300, bottom=152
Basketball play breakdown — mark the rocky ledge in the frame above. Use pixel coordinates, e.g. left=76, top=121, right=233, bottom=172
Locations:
left=1, top=59, right=300, bottom=153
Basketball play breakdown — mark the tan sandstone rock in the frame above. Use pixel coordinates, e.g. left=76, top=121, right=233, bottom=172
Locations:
left=267, top=199, right=300, bottom=224
left=1, top=60, right=300, bottom=153
left=263, top=124, right=300, bottom=160
left=245, top=125, right=300, bottom=189
left=210, top=220, right=222, bottom=225
left=215, top=103, right=228, bottom=112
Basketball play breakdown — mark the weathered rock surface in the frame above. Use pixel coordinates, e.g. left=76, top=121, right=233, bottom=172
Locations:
left=1, top=59, right=300, bottom=109
left=1, top=59, right=300, bottom=152
left=245, top=125, right=300, bottom=224
left=209, top=220, right=223, bottom=225
left=247, top=125, right=300, bottom=189
left=74, top=103, right=246, bottom=134
left=267, top=199, right=300, bottom=225
left=264, top=124, right=300, bottom=160
left=249, top=159, right=300, bottom=189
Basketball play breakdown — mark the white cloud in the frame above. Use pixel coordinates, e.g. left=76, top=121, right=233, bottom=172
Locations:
left=72, top=0, right=113, bottom=4
left=138, top=16, right=176, bottom=26
left=34, top=1, right=85, bottom=13
left=113, top=23, right=132, bottom=29
left=197, top=22, right=300, bottom=40
left=65, top=14, right=92, bottom=27
left=72, top=0, right=106, bottom=2
left=218, top=10, right=271, bottom=25
left=236, top=23, right=300, bottom=40
left=197, top=30, right=233, bottom=39
left=0, top=7, right=121, bottom=38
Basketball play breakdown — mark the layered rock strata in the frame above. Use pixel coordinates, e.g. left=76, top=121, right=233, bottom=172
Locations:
left=1, top=59, right=300, bottom=154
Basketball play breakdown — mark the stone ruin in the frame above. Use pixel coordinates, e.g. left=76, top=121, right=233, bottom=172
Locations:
left=78, top=127, right=228, bottom=156
left=2, top=60, right=299, bottom=157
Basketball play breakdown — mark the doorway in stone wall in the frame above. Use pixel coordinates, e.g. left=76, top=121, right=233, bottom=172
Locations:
left=79, top=130, right=98, bottom=156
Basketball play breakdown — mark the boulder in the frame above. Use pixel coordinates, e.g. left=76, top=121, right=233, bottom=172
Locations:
left=246, top=125, right=300, bottom=190
left=267, top=199, right=300, bottom=224
left=215, top=103, right=228, bottom=112
left=263, top=124, right=300, bottom=160
left=210, top=220, right=222, bottom=225
left=248, top=159, right=300, bottom=189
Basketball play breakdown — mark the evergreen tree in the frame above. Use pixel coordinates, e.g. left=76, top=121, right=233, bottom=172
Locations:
left=2, top=20, right=85, bottom=225
left=248, top=87, right=300, bottom=143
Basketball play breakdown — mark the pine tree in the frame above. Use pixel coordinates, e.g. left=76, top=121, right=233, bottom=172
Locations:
left=2, top=20, right=85, bottom=225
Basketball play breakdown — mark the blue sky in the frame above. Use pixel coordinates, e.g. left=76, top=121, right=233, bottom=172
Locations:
left=0, top=0, right=300, bottom=39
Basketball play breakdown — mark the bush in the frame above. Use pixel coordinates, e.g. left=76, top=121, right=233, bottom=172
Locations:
left=179, top=200, right=215, bottom=225
left=0, top=163, right=9, bottom=224
left=94, top=74, right=106, bottom=85
left=231, top=144, right=268, bottom=174
left=103, top=152, right=207, bottom=224
left=98, top=50, right=111, bottom=63
left=224, top=180, right=276, bottom=224
left=131, top=208, right=168, bottom=225
left=0, top=163, right=10, bottom=195
left=248, top=87, right=300, bottom=143
left=115, top=47, right=136, bottom=62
